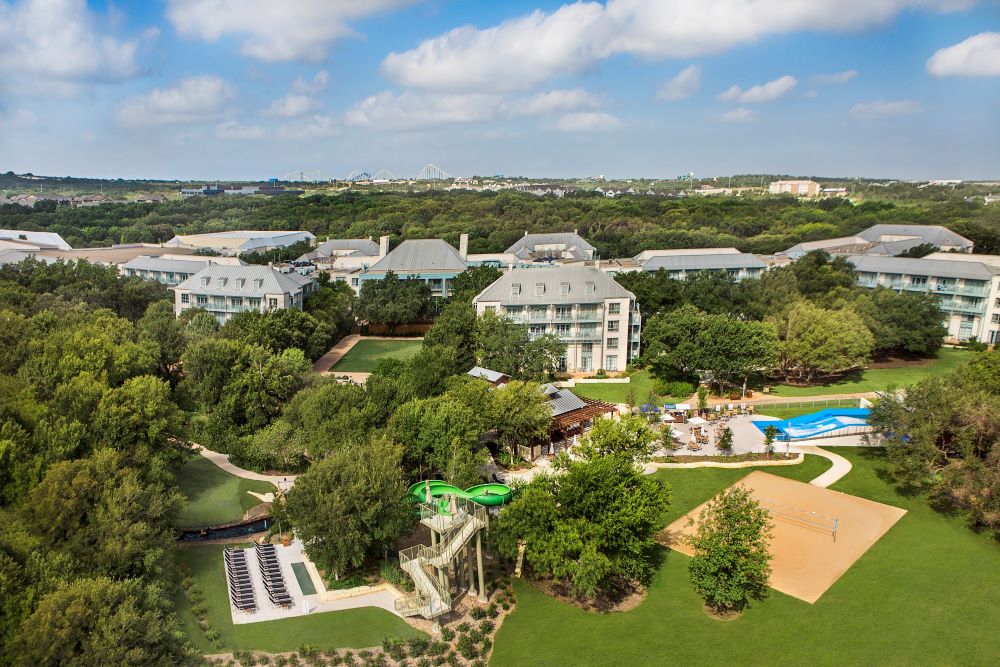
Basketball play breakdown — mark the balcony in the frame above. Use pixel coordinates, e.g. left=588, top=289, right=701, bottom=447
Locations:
left=937, top=299, right=986, bottom=315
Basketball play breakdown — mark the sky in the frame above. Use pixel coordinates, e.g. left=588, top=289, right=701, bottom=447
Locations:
left=0, top=0, right=998, bottom=181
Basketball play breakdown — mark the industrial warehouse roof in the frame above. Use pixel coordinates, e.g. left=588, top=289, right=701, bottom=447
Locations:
left=174, top=264, right=312, bottom=296
left=474, top=267, right=634, bottom=305
left=640, top=253, right=767, bottom=272
left=0, top=229, right=72, bottom=250
left=846, top=255, right=998, bottom=281
left=366, top=239, right=467, bottom=273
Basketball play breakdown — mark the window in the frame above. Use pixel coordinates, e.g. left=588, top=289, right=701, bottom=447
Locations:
left=485, top=305, right=496, bottom=314
left=268, top=298, right=278, bottom=309
left=506, top=306, right=523, bottom=316
left=511, top=283, right=521, bottom=296
left=181, top=293, right=189, bottom=304
left=606, top=355, right=619, bottom=372
left=531, top=306, right=548, bottom=320
left=351, top=278, right=359, bottom=287
left=579, top=324, right=596, bottom=338
left=196, top=295, right=207, bottom=306
left=910, top=276, right=927, bottom=287
left=249, top=298, right=261, bottom=308
left=529, top=325, right=546, bottom=337
left=231, top=297, right=243, bottom=307
left=578, top=306, right=597, bottom=319
left=606, top=337, right=618, bottom=349
left=555, top=324, right=571, bottom=336
left=585, top=281, right=596, bottom=295
left=607, top=320, right=620, bottom=333
left=253, top=278, right=264, bottom=289
left=560, top=282, right=570, bottom=295
left=217, top=277, right=227, bottom=287
left=200, top=277, right=210, bottom=286
left=236, top=278, right=246, bottom=288
left=555, top=306, right=572, bottom=320
left=535, top=283, right=545, bottom=296
left=608, top=302, right=621, bottom=315
left=992, top=314, right=1000, bottom=324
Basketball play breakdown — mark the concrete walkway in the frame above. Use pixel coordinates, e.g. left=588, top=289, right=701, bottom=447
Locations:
left=192, top=443, right=297, bottom=489
left=791, top=445, right=853, bottom=488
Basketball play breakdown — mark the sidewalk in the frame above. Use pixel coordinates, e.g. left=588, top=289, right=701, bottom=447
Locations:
left=192, top=442, right=297, bottom=489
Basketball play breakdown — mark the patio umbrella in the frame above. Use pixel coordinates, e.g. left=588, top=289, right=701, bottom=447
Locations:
left=688, top=416, right=707, bottom=425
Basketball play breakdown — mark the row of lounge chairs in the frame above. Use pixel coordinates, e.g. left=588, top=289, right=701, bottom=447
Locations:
left=225, top=547, right=256, bottom=612
left=256, top=543, right=292, bottom=608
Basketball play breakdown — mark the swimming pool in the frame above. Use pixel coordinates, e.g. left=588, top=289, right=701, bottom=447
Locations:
left=752, top=408, right=872, bottom=441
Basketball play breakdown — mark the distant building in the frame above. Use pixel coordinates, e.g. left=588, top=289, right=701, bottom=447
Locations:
left=358, top=237, right=469, bottom=297
left=769, top=180, right=821, bottom=197
left=180, top=185, right=225, bottom=197
left=0, top=229, right=72, bottom=250
left=467, top=366, right=511, bottom=387
left=121, top=255, right=244, bottom=286
left=985, top=194, right=999, bottom=205
left=6, top=193, right=71, bottom=208
left=473, top=267, right=641, bottom=373
left=846, top=254, right=1000, bottom=344
left=164, top=231, right=316, bottom=256
left=780, top=224, right=973, bottom=260
left=636, top=251, right=767, bottom=281
left=504, top=231, right=596, bottom=262
left=172, top=264, right=316, bottom=323
left=181, top=184, right=304, bottom=197
left=36, top=243, right=202, bottom=266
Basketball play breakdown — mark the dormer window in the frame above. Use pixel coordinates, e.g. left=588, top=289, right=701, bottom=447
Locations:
left=511, top=283, right=521, bottom=296
left=585, top=281, right=595, bottom=295
left=217, top=277, right=227, bottom=287
left=535, top=283, right=545, bottom=296
left=253, top=278, right=264, bottom=289
left=560, top=282, right=570, bottom=295
left=236, top=278, right=246, bottom=288
left=200, top=277, right=210, bottom=286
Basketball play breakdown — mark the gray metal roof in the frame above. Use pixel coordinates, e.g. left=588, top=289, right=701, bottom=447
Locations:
left=505, top=232, right=596, bottom=260
left=474, top=267, right=634, bottom=305
left=846, top=255, right=998, bottom=280
left=468, top=366, right=509, bottom=383
left=0, top=249, right=36, bottom=266
left=856, top=224, right=973, bottom=249
left=641, top=253, right=767, bottom=272
left=0, top=229, right=72, bottom=250
left=121, top=256, right=217, bottom=274
left=174, top=264, right=313, bottom=296
left=541, top=383, right=588, bottom=416
left=298, top=238, right=379, bottom=261
left=366, top=239, right=467, bottom=274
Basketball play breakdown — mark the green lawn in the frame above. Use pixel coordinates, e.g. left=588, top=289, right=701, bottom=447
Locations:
left=571, top=371, right=681, bottom=405
left=491, top=448, right=1000, bottom=666
left=331, top=339, right=423, bottom=372
left=769, top=348, right=971, bottom=397
left=176, top=545, right=423, bottom=654
left=754, top=399, right=861, bottom=420
left=175, top=456, right=276, bottom=529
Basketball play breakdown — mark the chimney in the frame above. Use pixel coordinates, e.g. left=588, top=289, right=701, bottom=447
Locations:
left=378, top=235, right=389, bottom=259
left=595, top=258, right=601, bottom=269
left=459, top=233, right=468, bottom=260
left=523, top=230, right=528, bottom=237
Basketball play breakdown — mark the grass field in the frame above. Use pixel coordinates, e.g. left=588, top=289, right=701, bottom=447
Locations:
left=175, top=456, right=275, bottom=528
left=491, top=448, right=1000, bottom=666
left=175, top=545, right=423, bottom=653
left=769, top=348, right=971, bottom=397
left=754, top=399, right=861, bottom=420
left=571, top=371, right=676, bottom=405
left=331, top=339, right=423, bottom=372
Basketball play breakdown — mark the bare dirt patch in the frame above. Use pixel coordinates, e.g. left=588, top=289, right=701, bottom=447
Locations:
left=527, top=576, right=647, bottom=613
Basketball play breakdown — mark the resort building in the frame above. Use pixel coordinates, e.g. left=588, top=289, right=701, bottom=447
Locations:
left=163, top=231, right=316, bottom=256
left=472, top=267, right=641, bottom=373
left=781, top=224, right=973, bottom=260
left=0, top=229, right=72, bottom=250
left=769, top=180, right=821, bottom=197
left=172, top=264, right=316, bottom=323
left=35, top=243, right=199, bottom=266
left=504, top=231, right=596, bottom=263
left=295, top=237, right=386, bottom=281
left=846, top=254, right=1000, bottom=344
left=120, top=255, right=244, bottom=286
left=637, top=250, right=767, bottom=281
left=357, top=237, right=468, bottom=297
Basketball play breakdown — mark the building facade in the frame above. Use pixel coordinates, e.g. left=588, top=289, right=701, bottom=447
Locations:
left=637, top=251, right=767, bottom=281
left=172, top=265, right=316, bottom=323
left=473, top=267, right=641, bottom=373
left=768, top=180, right=821, bottom=197
left=120, top=255, right=244, bottom=285
left=358, top=237, right=468, bottom=297
left=164, top=231, right=315, bottom=256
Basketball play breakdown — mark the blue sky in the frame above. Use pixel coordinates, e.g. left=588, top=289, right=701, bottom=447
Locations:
left=0, top=0, right=997, bottom=180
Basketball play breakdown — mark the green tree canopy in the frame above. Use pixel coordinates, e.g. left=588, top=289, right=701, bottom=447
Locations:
left=771, top=301, right=874, bottom=382
left=355, top=272, right=432, bottom=332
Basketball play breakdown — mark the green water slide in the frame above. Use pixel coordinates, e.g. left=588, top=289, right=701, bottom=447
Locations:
left=408, top=480, right=513, bottom=507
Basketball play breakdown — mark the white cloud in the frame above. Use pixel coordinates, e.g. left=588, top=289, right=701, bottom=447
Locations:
left=291, top=71, right=330, bottom=94
left=658, top=65, right=701, bottom=100
left=506, top=89, right=602, bottom=116
left=278, top=115, right=340, bottom=139
left=116, top=76, right=235, bottom=127
left=0, top=108, right=37, bottom=129
left=720, top=107, right=753, bottom=123
left=811, top=70, right=859, bottom=84
left=927, top=32, right=1000, bottom=77
left=215, top=121, right=264, bottom=140
left=345, top=91, right=501, bottom=129
left=850, top=99, right=923, bottom=120
left=166, top=0, right=415, bottom=62
left=555, top=111, right=622, bottom=132
left=0, top=0, right=141, bottom=85
left=381, top=1, right=967, bottom=92
left=266, top=94, right=320, bottom=117
left=718, top=75, right=797, bottom=103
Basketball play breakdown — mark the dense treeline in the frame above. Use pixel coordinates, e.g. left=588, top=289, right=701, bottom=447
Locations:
left=3, top=189, right=999, bottom=256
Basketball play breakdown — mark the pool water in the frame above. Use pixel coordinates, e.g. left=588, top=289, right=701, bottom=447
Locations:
left=753, top=408, right=871, bottom=441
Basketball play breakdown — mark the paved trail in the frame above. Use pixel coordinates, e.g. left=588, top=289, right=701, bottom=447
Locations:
left=791, top=445, right=853, bottom=488
left=192, top=443, right=297, bottom=488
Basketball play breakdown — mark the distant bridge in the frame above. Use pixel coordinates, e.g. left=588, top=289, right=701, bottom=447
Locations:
left=416, top=163, right=451, bottom=181
left=282, top=170, right=332, bottom=183
left=346, top=170, right=372, bottom=182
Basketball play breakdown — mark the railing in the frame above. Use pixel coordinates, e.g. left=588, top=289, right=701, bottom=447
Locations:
left=937, top=300, right=986, bottom=314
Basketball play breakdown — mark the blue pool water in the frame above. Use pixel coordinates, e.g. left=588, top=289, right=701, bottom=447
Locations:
left=753, top=408, right=871, bottom=441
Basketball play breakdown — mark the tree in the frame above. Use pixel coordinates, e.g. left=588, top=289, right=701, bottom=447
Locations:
left=422, top=300, right=477, bottom=371
left=688, top=485, right=773, bottom=613
left=641, top=304, right=706, bottom=380
left=9, top=577, right=192, bottom=667
left=474, top=311, right=564, bottom=381
left=697, top=385, right=709, bottom=410
left=137, top=300, right=186, bottom=381
left=214, top=346, right=311, bottom=434
left=772, top=301, right=874, bottom=383
left=221, top=308, right=334, bottom=361
left=579, top=414, right=657, bottom=462
left=490, top=381, right=552, bottom=458
left=179, top=337, right=242, bottom=409
left=695, top=316, right=779, bottom=395
left=451, top=265, right=502, bottom=303
left=285, top=439, right=413, bottom=577
left=180, top=309, right=219, bottom=341
left=763, top=425, right=778, bottom=457
left=790, top=250, right=856, bottom=298
left=847, top=287, right=945, bottom=357
left=93, top=375, right=182, bottom=462
left=355, top=272, right=432, bottom=333
left=494, top=454, right=670, bottom=599
left=718, top=426, right=734, bottom=456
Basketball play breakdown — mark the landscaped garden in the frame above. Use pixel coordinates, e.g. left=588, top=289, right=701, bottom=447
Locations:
left=331, top=339, right=424, bottom=372
left=490, top=448, right=1000, bottom=666
left=175, top=456, right=276, bottom=528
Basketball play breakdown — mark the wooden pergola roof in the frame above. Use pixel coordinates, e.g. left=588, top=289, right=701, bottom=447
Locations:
left=552, top=397, right=616, bottom=430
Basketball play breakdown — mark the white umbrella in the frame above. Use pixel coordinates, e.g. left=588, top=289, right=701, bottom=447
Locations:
left=688, top=416, right=707, bottom=425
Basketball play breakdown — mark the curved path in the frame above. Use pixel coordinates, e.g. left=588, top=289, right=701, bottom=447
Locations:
left=790, top=445, right=852, bottom=488
left=192, top=443, right=297, bottom=489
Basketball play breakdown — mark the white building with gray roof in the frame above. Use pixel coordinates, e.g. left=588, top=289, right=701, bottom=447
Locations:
left=164, top=230, right=315, bottom=256
left=846, top=254, right=1000, bottom=344
left=172, top=264, right=316, bottom=323
left=473, top=267, right=641, bottom=373
left=781, top=224, right=973, bottom=260
left=121, top=255, right=244, bottom=286
left=504, top=231, right=596, bottom=262
left=358, top=237, right=469, bottom=297
left=638, top=251, right=767, bottom=281
left=0, top=229, right=72, bottom=250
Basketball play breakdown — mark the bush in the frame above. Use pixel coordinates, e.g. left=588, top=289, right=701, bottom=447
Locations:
left=379, top=560, right=410, bottom=590
left=406, top=637, right=429, bottom=656
left=478, top=619, right=494, bottom=634
left=382, top=638, right=406, bottom=661
left=486, top=602, right=499, bottom=618
left=456, top=622, right=471, bottom=633
left=481, top=638, right=493, bottom=653
left=655, top=379, right=695, bottom=398
left=469, top=606, right=487, bottom=620
left=456, top=635, right=478, bottom=660
left=427, top=641, right=449, bottom=657
left=440, top=627, right=454, bottom=642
